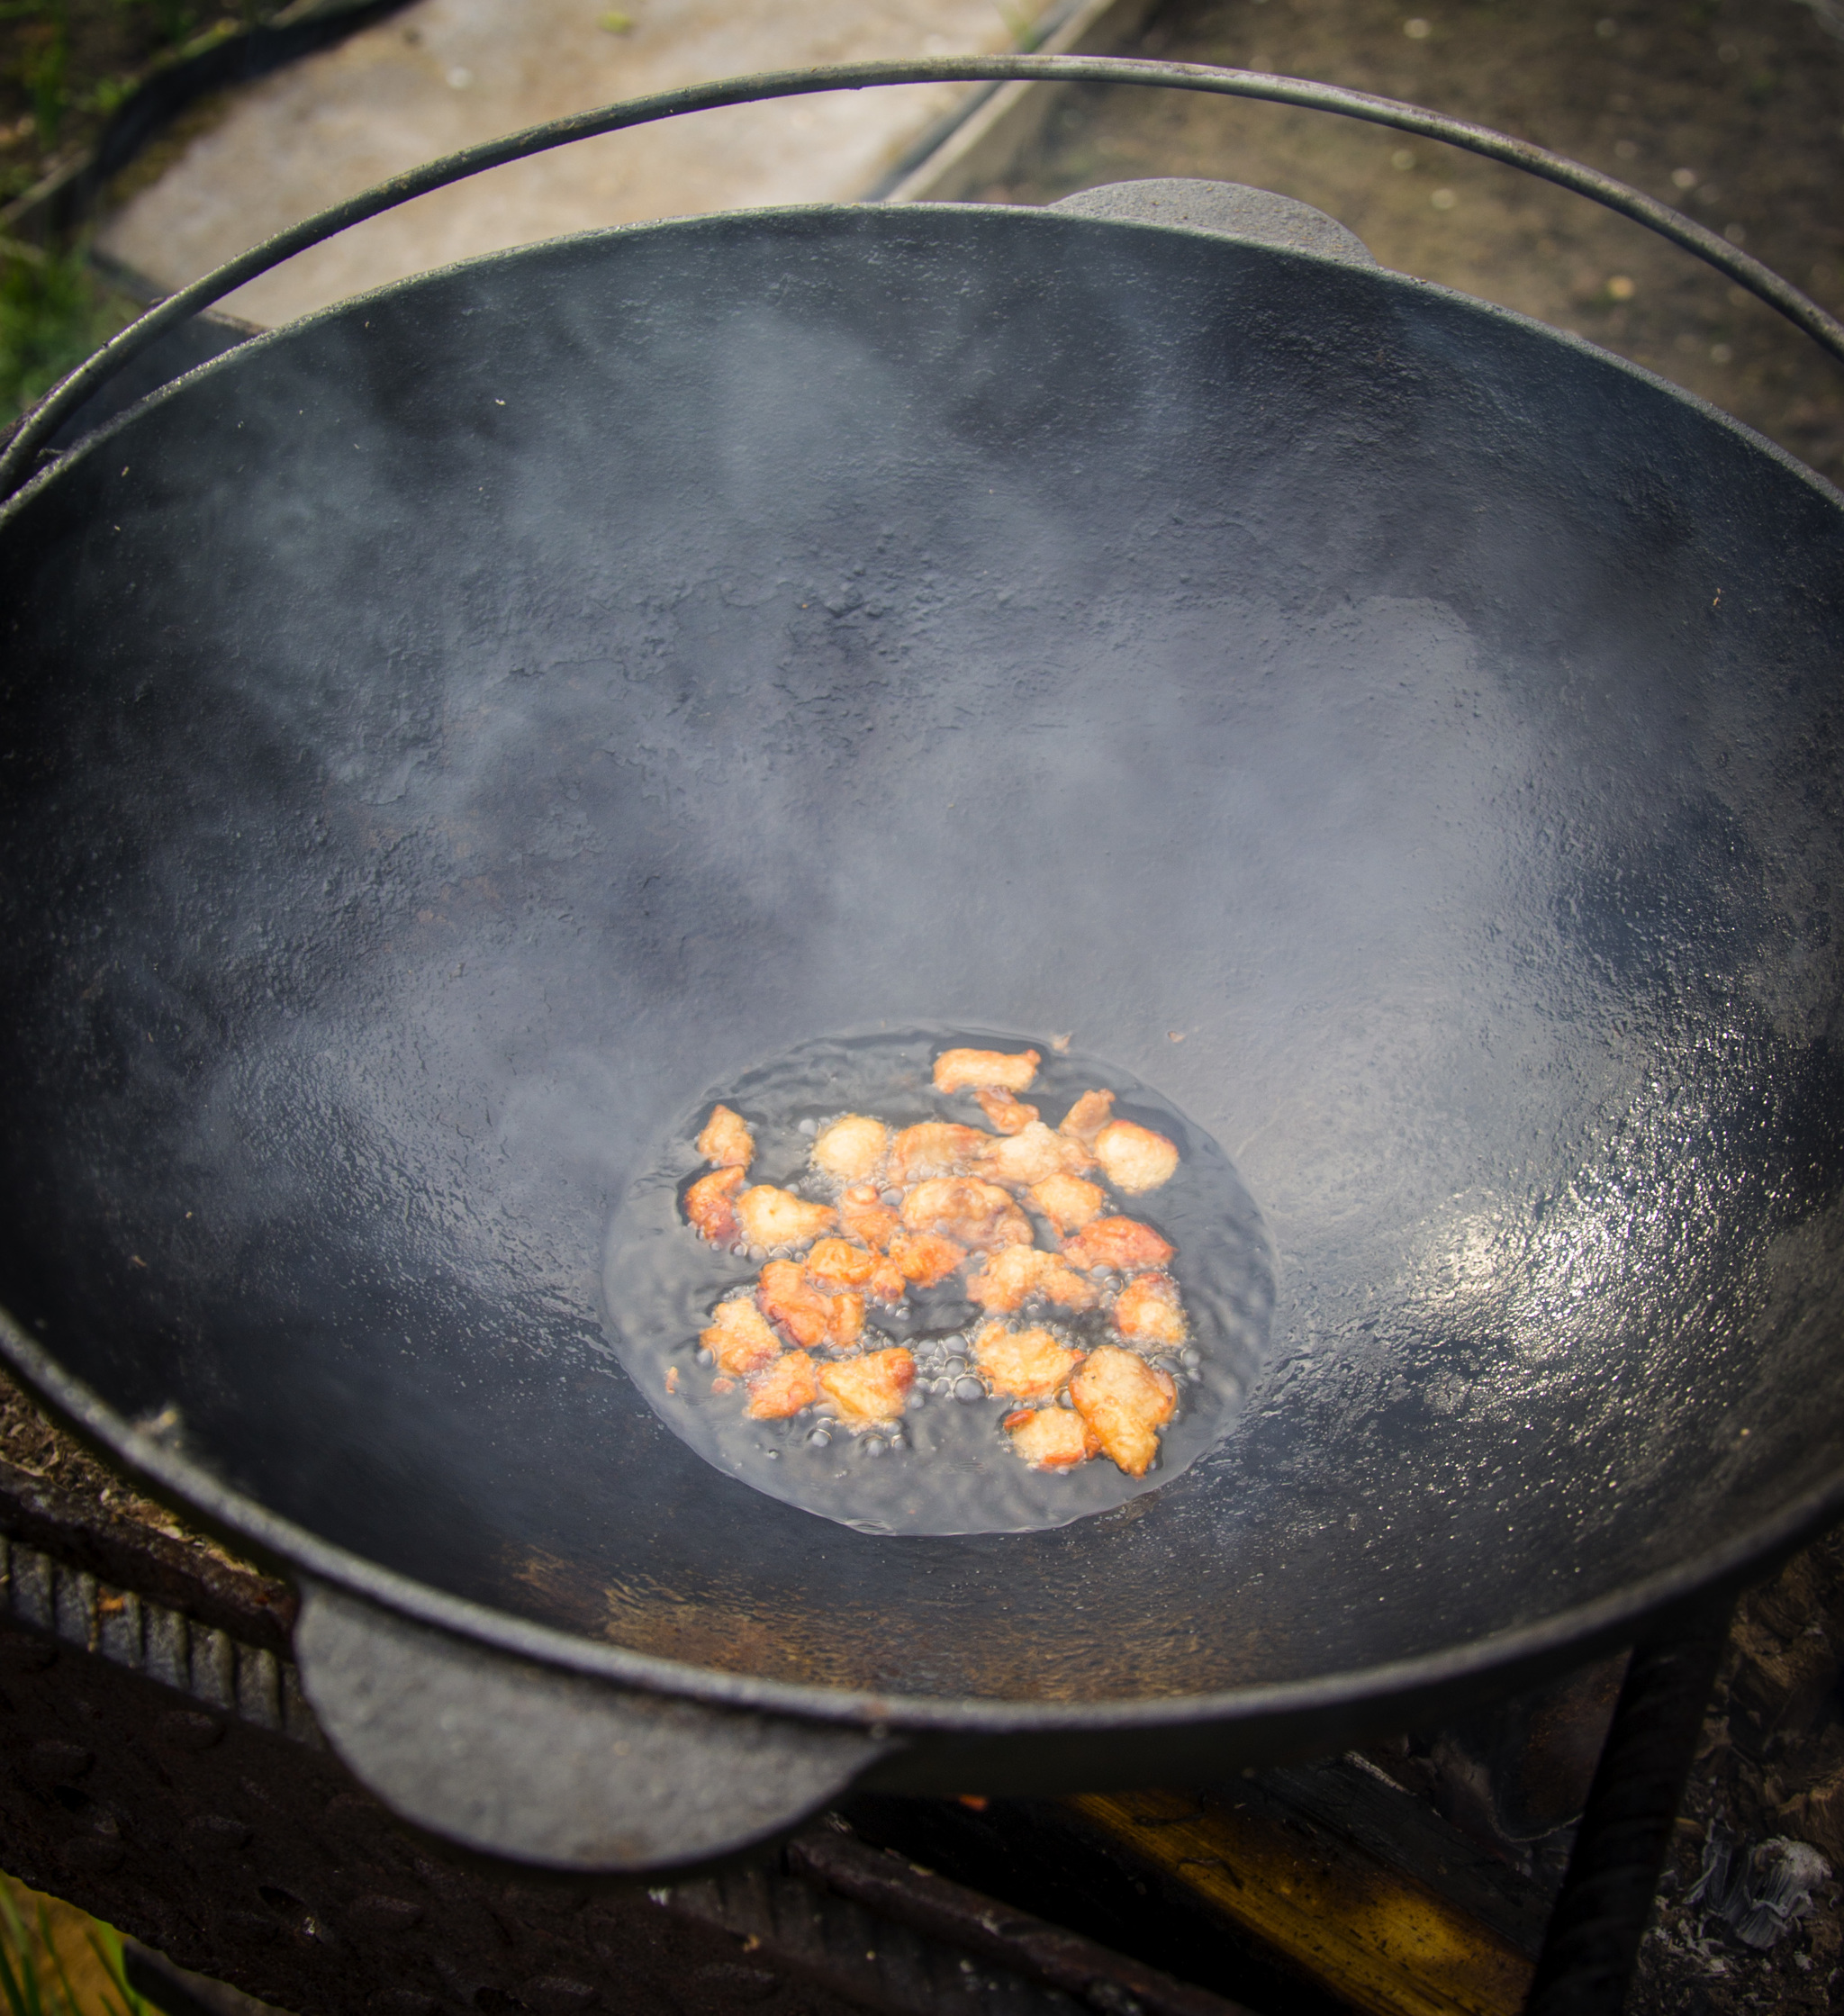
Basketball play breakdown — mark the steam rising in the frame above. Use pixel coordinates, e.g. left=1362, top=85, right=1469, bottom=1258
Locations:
left=3, top=205, right=1842, bottom=1698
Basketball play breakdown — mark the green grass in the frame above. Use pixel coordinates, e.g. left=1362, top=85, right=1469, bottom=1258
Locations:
left=0, top=1885, right=149, bottom=2016
left=0, top=240, right=140, bottom=420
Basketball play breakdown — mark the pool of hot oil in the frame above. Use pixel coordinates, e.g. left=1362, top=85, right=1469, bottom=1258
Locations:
left=600, top=1027, right=1270, bottom=1536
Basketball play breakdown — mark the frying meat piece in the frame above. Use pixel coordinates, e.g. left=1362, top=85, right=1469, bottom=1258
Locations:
left=1062, top=1216, right=1175, bottom=1275
left=811, top=1113, right=890, bottom=1185
left=965, top=1245, right=1098, bottom=1315
left=1027, top=1172, right=1107, bottom=1235
left=885, top=1230, right=969, bottom=1288
left=867, top=1261, right=908, bottom=1306
left=901, top=1178, right=1034, bottom=1252
left=972, top=1322, right=1081, bottom=1400
left=828, top=1291, right=866, bottom=1351
left=734, top=1185, right=836, bottom=1251
left=806, top=1237, right=907, bottom=1306
left=1093, top=1119, right=1180, bottom=1195
left=684, top=1165, right=746, bottom=1244
left=804, top=1237, right=875, bottom=1285
left=701, top=1296, right=782, bottom=1376
left=756, top=1259, right=833, bottom=1351
left=1112, top=1271, right=1188, bottom=1349
left=1004, top=1406, right=1100, bottom=1471
left=934, top=1047, right=1041, bottom=1095
left=975, top=1120, right=1097, bottom=1190
left=818, top=1347, right=916, bottom=1426
left=695, top=1103, right=755, bottom=1170
left=1059, top=1089, right=1116, bottom=1148
left=1070, top=1345, right=1177, bottom=1477
left=889, top=1121, right=990, bottom=1186
left=973, top=1088, right=1040, bottom=1135
left=757, top=1259, right=861, bottom=1352
left=747, top=1350, right=821, bottom=1420
left=838, top=1182, right=901, bottom=1252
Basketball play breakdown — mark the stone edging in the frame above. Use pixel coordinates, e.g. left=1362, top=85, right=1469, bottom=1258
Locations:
left=1, top=0, right=418, bottom=249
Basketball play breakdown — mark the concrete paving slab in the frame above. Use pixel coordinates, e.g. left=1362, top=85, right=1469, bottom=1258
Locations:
left=96, top=0, right=1051, bottom=329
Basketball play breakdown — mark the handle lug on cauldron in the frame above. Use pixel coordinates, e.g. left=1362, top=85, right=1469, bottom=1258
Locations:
left=1049, top=176, right=1375, bottom=266
left=294, top=1578, right=899, bottom=1874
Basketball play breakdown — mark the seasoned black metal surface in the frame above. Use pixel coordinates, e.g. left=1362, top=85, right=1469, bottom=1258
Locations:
left=2, top=204, right=1843, bottom=1718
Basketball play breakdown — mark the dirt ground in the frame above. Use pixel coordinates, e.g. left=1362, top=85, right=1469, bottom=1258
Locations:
left=992, top=0, right=1844, bottom=493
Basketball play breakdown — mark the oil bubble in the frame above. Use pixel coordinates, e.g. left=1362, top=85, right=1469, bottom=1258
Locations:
left=954, top=1376, right=986, bottom=1404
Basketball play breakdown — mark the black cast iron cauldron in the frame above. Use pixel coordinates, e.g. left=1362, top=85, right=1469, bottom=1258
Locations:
left=4, top=59, right=1844, bottom=1877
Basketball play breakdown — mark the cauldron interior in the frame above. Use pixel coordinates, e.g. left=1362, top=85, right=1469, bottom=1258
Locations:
left=4, top=206, right=1843, bottom=1704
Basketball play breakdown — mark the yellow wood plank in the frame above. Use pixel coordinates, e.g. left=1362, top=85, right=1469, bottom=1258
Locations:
left=1069, top=1790, right=1534, bottom=2016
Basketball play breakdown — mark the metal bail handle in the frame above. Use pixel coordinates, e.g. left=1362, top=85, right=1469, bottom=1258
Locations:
left=4, top=52, right=1842, bottom=502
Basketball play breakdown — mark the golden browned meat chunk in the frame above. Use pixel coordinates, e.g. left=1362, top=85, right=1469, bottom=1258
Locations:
left=684, top=1165, right=746, bottom=1244
left=975, top=1120, right=1097, bottom=1190
left=746, top=1350, right=821, bottom=1420
left=806, top=1238, right=907, bottom=1306
left=934, top=1046, right=1041, bottom=1095
left=1093, top=1119, right=1180, bottom=1195
left=1112, top=1271, right=1188, bottom=1349
left=1059, top=1089, right=1116, bottom=1148
left=886, top=1230, right=969, bottom=1288
left=889, top=1121, right=990, bottom=1186
left=701, top=1296, right=782, bottom=1376
left=901, top=1177, right=1034, bottom=1252
left=972, top=1321, right=1081, bottom=1400
left=1027, top=1172, right=1107, bottom=1235
left=1062, top=1216, right=1175, bottom=1274
left=827, top=1290, right=866, bottom=1351
left=838, top=1183, right=902, bottom=1252
left=805, top=1238, right=878, bottom=1288
left=734, top=1185, right=836, bottom=1251
left=1070, top=1345, right=1177, bottom=1477
left=965, top=1245, right=1098, bottom=1315
left=973, top=1088, right=1040, bottom=1135
left=1004, top=1406, right=1100, bottom=1471
left=867, top=1258, right=908, bottom=1305
left=757, top=1259, right=838, bottom=1352
left=695, top=1103, right=755, bottom=1170
left=811, top=1113, right=890, bottom=1185
left=818, top=1347, right=916, bottom=1426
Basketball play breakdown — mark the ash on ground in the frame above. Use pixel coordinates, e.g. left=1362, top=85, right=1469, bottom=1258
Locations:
left=1631, top=1529, right=1844, bottom=2013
